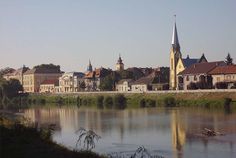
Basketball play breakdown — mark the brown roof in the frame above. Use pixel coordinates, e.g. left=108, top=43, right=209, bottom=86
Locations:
left=41, top=79, right=59, bottom=86
left=209, top=65, right=236, bottom=75
left=84, top=68, right=111, bottom=79
left=178, top=61, right=226, bottom=75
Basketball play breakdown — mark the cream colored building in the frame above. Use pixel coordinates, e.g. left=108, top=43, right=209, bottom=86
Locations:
left=209, top=65, right=236, bottom=88
left=3, top=66, right=29, bottom=84
left=39, top=79, right=59, bottom=93
left=116, top=79, right=133, bottom=92
left=23, top=69, right=62, bottom=93
left=59, top=72, right=84, bottom=92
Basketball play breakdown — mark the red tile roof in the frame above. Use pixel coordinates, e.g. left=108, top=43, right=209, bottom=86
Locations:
left=178, top=61, right=225, bottom=75
left=209, top=65, right=236, bottom=75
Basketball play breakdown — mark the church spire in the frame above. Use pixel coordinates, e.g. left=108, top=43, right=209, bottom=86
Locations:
left=171, top=15, right=180, bottom=51
left=87, top=59, right=93, bottom=72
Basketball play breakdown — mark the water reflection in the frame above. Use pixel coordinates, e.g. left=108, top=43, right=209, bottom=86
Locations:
left=23, top=107, right=236, bottom=158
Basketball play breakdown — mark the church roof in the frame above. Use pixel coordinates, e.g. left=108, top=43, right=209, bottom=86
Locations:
left=182, top=58, right=199, bottom=68
left=171, top=20, right=180, bottom=51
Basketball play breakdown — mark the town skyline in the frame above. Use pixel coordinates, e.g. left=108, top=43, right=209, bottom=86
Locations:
left=0, top=0, right=236, bottom=72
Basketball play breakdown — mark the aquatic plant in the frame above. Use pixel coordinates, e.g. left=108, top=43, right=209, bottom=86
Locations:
left=76, top=128, right=101, bottom=151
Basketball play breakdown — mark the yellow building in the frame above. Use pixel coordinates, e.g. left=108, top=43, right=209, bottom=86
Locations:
left=169, top=20, right=182, bottom=90
left=169, top=19, right=207, bottom=90
left=23, top=68, right=62, bottom=93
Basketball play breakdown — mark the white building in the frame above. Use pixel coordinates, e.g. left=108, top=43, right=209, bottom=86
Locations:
left=116, top=79, right=133, bottom=92
left=59, top=72, right=84, bottom=92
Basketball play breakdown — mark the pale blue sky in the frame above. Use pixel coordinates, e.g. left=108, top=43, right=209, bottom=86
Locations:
left=0, top=0, right=235, bottom=72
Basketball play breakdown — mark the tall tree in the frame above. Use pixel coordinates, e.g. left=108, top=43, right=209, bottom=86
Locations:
left=225, top=53, right=233, bottom=65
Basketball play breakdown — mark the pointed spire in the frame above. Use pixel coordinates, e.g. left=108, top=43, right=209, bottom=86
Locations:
left=87, top=59, right=93, bottom=72
left=172, top=15, right=180, bottom=51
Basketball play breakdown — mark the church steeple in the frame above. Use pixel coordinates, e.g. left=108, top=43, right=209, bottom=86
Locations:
left=171, top=15, right=180, bottom=52
left=116, top=54, right=124, bottom=71
left=87, top=59, right=93, bottom=72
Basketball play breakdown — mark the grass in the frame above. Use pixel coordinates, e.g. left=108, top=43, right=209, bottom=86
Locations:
left=1, top=91, right=236, bottom=111
left=0, top=114, right=106, bottom=158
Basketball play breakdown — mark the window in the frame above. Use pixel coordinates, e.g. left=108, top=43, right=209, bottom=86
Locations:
left=186, top=75, right=189, bottom=81
left=194, top=75, right=197, bottom=81
left=171, top=59, right=174, bottom=70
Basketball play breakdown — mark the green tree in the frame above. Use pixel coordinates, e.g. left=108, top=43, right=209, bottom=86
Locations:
left=225, top=53, right=233, bottom=65
left=99, top=75, right=114, bottom=91
left=0, top=78, right=23, bottom=101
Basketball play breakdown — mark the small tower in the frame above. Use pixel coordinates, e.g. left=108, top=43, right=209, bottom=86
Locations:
left=87, top=59, right=93, bottom=72
left=169, top=15, right=182, bottom=90
left=116, top=54, right=124, bottom=71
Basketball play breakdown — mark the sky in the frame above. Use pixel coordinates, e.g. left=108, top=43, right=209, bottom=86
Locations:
left=0, top=0, right=236, bottom=72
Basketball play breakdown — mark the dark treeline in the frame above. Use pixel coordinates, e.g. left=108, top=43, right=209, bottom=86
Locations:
left=0, top=77, right=25, bottom=107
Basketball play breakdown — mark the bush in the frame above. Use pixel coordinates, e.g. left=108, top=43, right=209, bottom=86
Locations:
left=215, top=82, right=228, bottom=89
left=113, top=94, right=127, bottom=109
left=96, top=96, right=104, bottom=109
left=187, top=82, right=197, bottom=90
left=163, top=97, right=176, bottom=107
left=139, top=99, right=146, bottom=108
left=104, top=96, right=113, bottom=108
left=146, top=99, right=156, bottom=107
left=55, top=96, right=64, bottom=104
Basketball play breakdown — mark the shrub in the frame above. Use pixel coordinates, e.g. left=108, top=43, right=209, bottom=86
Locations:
left=113, top=94, right=127, bottom=109
left=163, top=97, right=176, bottom=107
left=187, top=82, right=197, bottom=90
left=139, top=99, right=146, bottom=108
left=146, top=99, right=156, bottom=107
left=55, top=96, right=64, bottom=104
left=104, top=96, right=113, bottom=108
left=96, top=96, right=104, bottom=109
left=215, top=82, right=228, bottom=89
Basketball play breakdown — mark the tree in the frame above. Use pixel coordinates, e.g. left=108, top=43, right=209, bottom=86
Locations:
left=225, top=53, right=233, bottom=65
left=0, top=67, right=15, bottom=77
left=99, top=75, right=114, bottom=91
left=0, top=78, right=23, bottom=100
left=33, top=63, right=61, bottom=72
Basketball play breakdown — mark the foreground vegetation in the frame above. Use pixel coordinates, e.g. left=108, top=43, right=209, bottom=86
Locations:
left=0, top=113, right=105, bottom=158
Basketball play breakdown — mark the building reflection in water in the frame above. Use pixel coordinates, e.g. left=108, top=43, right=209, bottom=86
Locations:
left=171, top=110, right=185, bottom=158
left=23, top=106, right=236, bottom=157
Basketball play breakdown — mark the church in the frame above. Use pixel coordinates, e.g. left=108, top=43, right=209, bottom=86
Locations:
left=169, top=18, right=207, bottom=90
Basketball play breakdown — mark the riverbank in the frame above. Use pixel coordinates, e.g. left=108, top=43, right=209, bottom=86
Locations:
left=0, top=113, right=106, bottom=158
left=1, top=90, right=236, bottom=111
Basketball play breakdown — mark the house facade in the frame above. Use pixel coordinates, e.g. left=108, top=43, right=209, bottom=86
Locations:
left=59, top=72, right=85, bottom=92
left=116, top=79, right=133, bottom=92
left=177, top=61, right=225, bottom=90
left=39, top=79, right=59, bottom=93
left=209, top=65, right=236, bottom=88
left=84, top=67, right=111, bottom=91
left=23, top=68, right=62, bottom=93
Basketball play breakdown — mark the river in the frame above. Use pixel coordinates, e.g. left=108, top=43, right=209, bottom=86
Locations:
left=21, top=106, right=236, bottom=158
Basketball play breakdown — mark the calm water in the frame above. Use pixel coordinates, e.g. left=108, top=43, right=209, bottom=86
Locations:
left=21, top=106, right=236, bottom=158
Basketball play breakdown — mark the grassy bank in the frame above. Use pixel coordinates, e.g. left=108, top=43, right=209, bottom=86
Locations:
left=0, top=113, right=106, bottom=158
left=1, top=91, right=236, bottom=111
